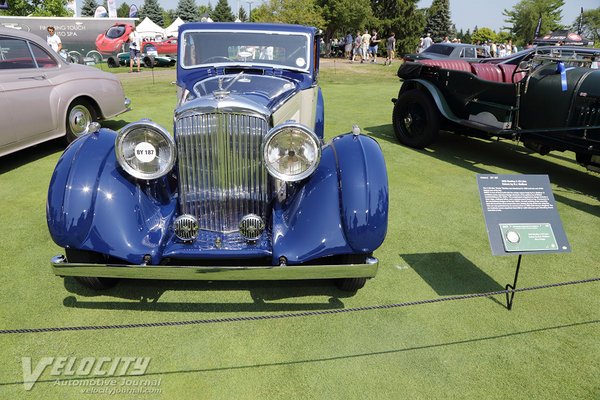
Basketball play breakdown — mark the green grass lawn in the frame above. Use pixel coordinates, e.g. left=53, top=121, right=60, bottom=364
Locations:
left=0, top=62, right=599, bottom=399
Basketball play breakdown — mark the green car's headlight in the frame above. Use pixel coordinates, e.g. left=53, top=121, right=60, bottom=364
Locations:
left=115, top=121, right=176, bottom=180
left=263, top=122, right=321, bottom=182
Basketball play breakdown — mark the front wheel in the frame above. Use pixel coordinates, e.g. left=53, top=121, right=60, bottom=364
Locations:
left=392, top=89, right=440, bottom=149
left=65, top=99, right=97, bottom=143
left=65, top=249, right=119, bottom=290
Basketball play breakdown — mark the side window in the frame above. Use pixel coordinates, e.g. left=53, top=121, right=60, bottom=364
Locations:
left=30, top=43, right=58, bottom=68
left=0, top=37, right=35, bottom=69
left=462, top=48, right=476, bottom=58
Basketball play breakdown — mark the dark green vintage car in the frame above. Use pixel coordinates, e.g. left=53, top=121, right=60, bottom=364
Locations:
left=392, top=48, right=600, bottom=172
left=106, top=45, right=176, bottom=68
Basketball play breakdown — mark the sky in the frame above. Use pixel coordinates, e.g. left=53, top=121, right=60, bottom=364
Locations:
left=417, top=0, right=599, bottom=32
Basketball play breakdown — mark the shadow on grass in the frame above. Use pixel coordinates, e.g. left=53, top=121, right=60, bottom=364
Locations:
left=367, top=124, right=600, bottom=216
left=3, top=319, right=597, bottom=387
left=400, top=252, right=503, bottom=295
left=62, top=278, right=355, bottom=312
left=0, top=138, right=63, bottom=174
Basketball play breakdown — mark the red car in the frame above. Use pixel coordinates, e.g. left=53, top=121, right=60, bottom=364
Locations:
left=141, top=37, right=177, bottom=56
left=95, top=23, right=134, bottom=55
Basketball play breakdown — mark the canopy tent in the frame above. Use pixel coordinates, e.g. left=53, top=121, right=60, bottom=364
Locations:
left=136, top=17, right=165, bottom=39
left=165, top=17, right=184, bottom=38
left=534, top=30, right=592, bottom=46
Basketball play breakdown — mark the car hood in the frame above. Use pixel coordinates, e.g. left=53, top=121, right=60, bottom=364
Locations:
left=191, top=74, right=300, bottom=111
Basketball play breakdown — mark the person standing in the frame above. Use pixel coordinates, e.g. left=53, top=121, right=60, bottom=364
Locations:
left=369, top=29, right=380, bottom=63
left=385, top=32, right=396, bottom=66
left=360, top=29, right=371, bottom=63
left=351, top=30, right=361, bottom=62
left=128, top=25, right=141, bottom=73
left=46, top=26, right=62, bottom=53
left=422, top=32, right=433, bottom=51
left=344, top=31, right=353, bottom=60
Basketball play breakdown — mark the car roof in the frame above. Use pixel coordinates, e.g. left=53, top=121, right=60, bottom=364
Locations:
left=0, top=26, right=48, bottom=45
left=179, top=22, right=319, bottom=36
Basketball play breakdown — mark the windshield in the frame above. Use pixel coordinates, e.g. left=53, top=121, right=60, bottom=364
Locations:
left=180, top=30, right=311, bottom=71
left=106, top=25, right=126, bottom=39
left=423, top=44, right=454, bottom=56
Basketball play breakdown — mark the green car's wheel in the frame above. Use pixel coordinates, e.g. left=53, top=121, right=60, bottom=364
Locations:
left=65, top=249, right=119, bottom=290
left=392, top=89, right=440, bottom=149
left=107, top=57, right=118, bottom=68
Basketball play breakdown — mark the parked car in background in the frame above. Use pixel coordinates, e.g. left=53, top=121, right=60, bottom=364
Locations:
left=108, top=45, right=176, bottom=68
left=142, top=37, right=177, bottom=56
left=47, top=23, right=389, bottom=293
left=392, top=48, right=600, bottom=172
left=0, top=27, right=130, bottom=157
left=95, top=23, right=134, bottom=56
left=404, top=43, right=490, bottom=62
left=481, top=45, right=600, bottom=67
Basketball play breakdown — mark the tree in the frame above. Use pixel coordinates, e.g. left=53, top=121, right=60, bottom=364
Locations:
left=318, top=0, right=372, bottom=44
left=176, top=0, right=198, bottom=21
left=117, top=2, right=131, bottom=17
left=0, top=0, right=71, bottom=16
left=198, top=2, right=213, bottom=19
left=80, top=0, right=99, bottom=17
left=425, top=0, right=452, bottom=42
left=163, top=9, right=176, bottom=26
left=503, top=0, right=565, bottom=45
left=369, top=0, right=425, bottom=55
left=251, top=0, right=324, bottom=27
left=238, top=6, right=247, bottom=21
left=471, top=27, right=497, bottom=44
left=573, top=7, right=600, bottom=47
left=140, top=0, right=164, bottom=26
left=212, top=0, right=234, bottom=22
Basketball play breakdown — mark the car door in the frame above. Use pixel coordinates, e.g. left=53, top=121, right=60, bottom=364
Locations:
left=0, top=36, right=57, bottom=147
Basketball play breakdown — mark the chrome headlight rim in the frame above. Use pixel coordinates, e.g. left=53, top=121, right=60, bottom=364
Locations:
left=262, top=122, right=321, bottom=182
left=115, top=120, right=176, bottom=180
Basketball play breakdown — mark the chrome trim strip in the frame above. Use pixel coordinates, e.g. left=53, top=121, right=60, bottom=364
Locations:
left=51, top=256, right=378, bottom=280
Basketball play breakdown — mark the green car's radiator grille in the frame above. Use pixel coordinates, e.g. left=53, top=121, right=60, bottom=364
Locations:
left=175, top=112, right=269, bottom=233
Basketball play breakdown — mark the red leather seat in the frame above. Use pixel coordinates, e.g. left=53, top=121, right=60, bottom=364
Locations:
left=418, top=59, right=472, bottom=72
left=498, top=64, right=526, bottom=83
left=470, top=63, right=504, bottom=82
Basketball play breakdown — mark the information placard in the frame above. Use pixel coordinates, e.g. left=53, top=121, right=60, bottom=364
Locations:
left=477, top=174, right=570, bottom=256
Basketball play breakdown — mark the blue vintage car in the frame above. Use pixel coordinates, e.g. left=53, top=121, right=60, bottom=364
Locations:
left=47, top=23, right=389, bottom=292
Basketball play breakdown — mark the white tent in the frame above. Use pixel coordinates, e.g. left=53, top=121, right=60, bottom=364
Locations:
left=165, top=17, right=185, bottom=38
left=136, top=17, right=166, bottom=39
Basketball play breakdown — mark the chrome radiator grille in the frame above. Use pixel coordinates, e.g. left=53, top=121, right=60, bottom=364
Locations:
left=175, top=112, right=269, bottom=233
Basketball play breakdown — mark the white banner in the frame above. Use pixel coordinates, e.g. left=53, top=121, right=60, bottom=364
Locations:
left=107, top=0, right=117, bottom=18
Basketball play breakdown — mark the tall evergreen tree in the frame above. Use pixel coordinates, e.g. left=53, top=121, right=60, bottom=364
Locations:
left=369, top=0, right=425, bottom=56
left=238, top=6, right=247, bottom=21
left=212, top=0, right=235, bottom=22
left=117, top=2, right=130, bottom=17
left=80, top=0, right=99, bottom=16
left=176, top=0, right=198, bottom=21
left=425, top=0, right=452, bottom=42
left=140, top=0, right=164, bottom=26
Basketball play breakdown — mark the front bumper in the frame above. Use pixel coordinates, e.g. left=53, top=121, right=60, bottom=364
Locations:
left=51, top=255, right=379, bottom=281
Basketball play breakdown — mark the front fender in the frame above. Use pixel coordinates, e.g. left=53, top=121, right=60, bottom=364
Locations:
left=272, top=133, right=388, bottom=264
left=46, top=129, right=177, bottom=264
left=400, top=79, right=460, bottom=123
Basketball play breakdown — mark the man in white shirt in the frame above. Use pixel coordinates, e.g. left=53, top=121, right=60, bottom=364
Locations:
left=128, top=25, right=141, bottom=73
left=46, top=26, right=62, bottom=53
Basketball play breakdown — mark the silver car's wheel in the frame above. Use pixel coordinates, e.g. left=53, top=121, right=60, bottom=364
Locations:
left=66, top=100, right=97, bottom=143
left=86, top=50, right=103, bottom=64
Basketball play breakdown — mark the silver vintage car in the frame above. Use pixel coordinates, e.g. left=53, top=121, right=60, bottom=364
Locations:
left=0, top=27, right=130, bottom=157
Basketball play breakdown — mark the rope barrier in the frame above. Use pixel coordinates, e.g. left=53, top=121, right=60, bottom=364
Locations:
left=1, top=277, right=598, bottom=335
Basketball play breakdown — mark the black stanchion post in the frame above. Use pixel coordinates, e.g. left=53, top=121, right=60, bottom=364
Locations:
left=505, top=254, right=523, bottom=310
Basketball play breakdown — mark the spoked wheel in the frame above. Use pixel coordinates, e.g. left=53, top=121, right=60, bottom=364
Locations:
left=65, top=249, right=119, bottom=290
left=392, top=89, right=440, bottom=149
left=65, top=99, right=97, bottom=143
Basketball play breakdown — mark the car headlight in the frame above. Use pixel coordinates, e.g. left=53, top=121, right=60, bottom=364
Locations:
left=263, top=122, right=321, bottom=182
left=115, top=121, right=176, bottom=180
